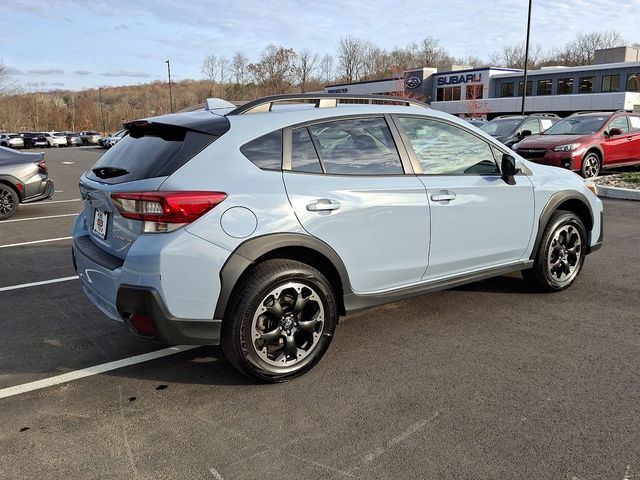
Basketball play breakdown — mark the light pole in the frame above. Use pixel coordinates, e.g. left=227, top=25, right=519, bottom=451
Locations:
left=165, top=60, right=174, bottom=113
left=521, top=0, right=533, bottom=115
left=98, top=87, right=106, bottom=133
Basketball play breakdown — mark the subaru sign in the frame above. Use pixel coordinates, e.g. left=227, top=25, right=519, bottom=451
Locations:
left=437, top=73, right=482, bottom=86
left=405, top=76, right=421, bottom=89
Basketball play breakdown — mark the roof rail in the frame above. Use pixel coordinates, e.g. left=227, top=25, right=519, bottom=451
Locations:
left=569, top=110, right=626, bottom=116
left=226, top=94, right=429, bottom=116
left=495, top=113, right=559, bottom=119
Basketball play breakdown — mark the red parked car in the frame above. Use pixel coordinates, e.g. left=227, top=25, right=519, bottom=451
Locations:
left=513, top=111, right=640, bottom=178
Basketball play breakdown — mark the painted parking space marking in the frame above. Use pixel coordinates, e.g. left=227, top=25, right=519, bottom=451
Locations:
left=0, top=237, right=73, bottom=248
left=0, top=346, right=200, bottom=399
left=0, top=276, right=78, bottom=293
left=1, top=213, right=78, bottom=223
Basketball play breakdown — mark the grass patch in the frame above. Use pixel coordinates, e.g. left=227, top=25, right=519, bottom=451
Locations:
left=618, top=173, right=640, bottom=186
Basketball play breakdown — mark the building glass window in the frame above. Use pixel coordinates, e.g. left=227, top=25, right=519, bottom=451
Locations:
left=536, top=79, right=552, bottom=96
left=500, top=83, right=514, bottom=97
left=396, top=117, right=499, bottom=175
left=518, top=80, right=532, bottom=96
left=436, top=86, right=461, bottom=101
left=627, top=73, right=640, bottom=92
left=601, top=74, right=620, bottom=92
left=465, top=84, right=483, bottom=100
left=557, top=78, right=574, bottom=94
left=578, top=76, right=595, bottom=93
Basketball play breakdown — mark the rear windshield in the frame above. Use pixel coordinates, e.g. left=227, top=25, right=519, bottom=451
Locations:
left=86, top=124, right=217, bottom=184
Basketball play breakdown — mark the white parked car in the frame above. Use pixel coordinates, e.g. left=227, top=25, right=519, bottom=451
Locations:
left=42, top=132, right=68, bottom=147
left=0, top=134, right=24, bottom=149
left=102, top=130, right=127, bottom=148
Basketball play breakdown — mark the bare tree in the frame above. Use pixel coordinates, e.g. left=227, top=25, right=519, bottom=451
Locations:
left=489, top=43, right=542, bottom=69
left=563, top=30, right=625, bottom=65
left=217, top=56, right=230, bottom=85
left=231, top=51, right=249, bottom=84
left=413, top=37, right=451, bottom=67
left=247, top=45, right=297, bottom=95
left=0, top=61, right=16, bottom=95
left=201, top=55, right=218, bottom=85
left=361, top=43, right=393, bottom=80
left=337, top=36, right=366, bottom=82
left=294, top=49, right=319, bottom=93
left=319, top=54, right=334, bottom=84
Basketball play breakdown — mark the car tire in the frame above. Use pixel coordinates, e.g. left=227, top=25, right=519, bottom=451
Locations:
left=522, top=210, right=587, bottom=292
left=221, top=259, right=338, bottom=383
left=580, top=151, right=601, bottom=178
left=0, top=184, right=19, bottom=221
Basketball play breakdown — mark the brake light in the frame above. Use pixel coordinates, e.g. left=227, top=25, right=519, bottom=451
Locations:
left=111, top=191, right=226, bottom=233
left=35, top=159, right=47, bottom=172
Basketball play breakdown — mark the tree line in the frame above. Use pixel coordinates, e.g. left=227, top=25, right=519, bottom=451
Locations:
left=0, top=30, right=633, bottom=133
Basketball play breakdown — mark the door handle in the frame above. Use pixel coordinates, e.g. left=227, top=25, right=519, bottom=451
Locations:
left=306, top=199, right=341, bottom=212
left=430, top=193, right=457, bottom=202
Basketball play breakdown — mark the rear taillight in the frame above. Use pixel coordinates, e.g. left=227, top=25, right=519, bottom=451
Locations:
left=35, top=159, right=47, bottom=172
left=111, top=191, right=226, bottom=233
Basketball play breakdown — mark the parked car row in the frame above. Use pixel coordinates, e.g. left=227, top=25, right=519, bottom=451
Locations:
left=0, top=131, right=104, bottom=149
left=99, top=130, right=127, bottom=149
left=478, top=110, right=640, bottom=178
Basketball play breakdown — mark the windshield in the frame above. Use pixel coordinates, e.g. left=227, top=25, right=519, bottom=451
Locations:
left=480, top=118, right=522, bottom=137
left=543, top=116, right=608, bottom=135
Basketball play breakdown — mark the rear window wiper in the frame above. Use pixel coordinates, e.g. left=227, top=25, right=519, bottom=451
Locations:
left=92, top=167, right=129, bottom=179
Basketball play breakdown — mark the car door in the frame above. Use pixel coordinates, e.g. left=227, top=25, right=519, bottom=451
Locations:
left=282, top=116, right=430, bottom=293
left=627, top=114, right=640, bottom=163
left=602, top=115, right=630, bottom=165
left=393, top=115, right=535, bottom=280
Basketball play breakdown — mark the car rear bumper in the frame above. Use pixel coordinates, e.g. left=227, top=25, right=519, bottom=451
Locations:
left=72, top=213, right=230, bottom=345
left=22, top=179, right=54, bottom=203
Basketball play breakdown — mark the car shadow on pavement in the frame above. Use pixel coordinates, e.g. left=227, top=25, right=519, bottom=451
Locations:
left=452, top=274, right=531, bottom=294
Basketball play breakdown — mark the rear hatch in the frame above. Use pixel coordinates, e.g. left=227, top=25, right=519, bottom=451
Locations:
left=79, top=113, right=230, bottom=260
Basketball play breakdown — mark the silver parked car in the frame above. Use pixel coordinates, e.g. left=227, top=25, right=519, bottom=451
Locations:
left=72, top=94, right=603, bottom=382
left=0, top=134, right=24, bottom=149
left=65, top=132, right=83, bottom=146
left=0, top=146, right=54, bottom=220
left=79, top=130, right=102, bottom=145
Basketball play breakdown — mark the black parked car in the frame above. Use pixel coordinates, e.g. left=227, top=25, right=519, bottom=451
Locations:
left=0, top=146, right=54, bottom=220
left=19, top=132, right=48, bottom=149
left=480, top=114, right=560, bottom=148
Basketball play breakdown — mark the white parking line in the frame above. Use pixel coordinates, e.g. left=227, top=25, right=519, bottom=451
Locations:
left=0, top=237, right=72, bottom=248
left=0, top=276, right=78, bottom=293
left=0, top=346, right=199, bottom=399
left=21, top=199, right=81, bottom=206
left=1, top=213, right=78, bottom=223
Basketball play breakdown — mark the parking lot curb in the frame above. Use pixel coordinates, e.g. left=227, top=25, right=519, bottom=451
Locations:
left=594, top=184, right=640, bottom=201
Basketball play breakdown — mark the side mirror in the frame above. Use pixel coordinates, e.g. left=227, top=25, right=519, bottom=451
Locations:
left=501, top=154, right=518, bottom=185
left=608, top=127, right=623, bottom=137
left=520, top=129, right=532, bottom=138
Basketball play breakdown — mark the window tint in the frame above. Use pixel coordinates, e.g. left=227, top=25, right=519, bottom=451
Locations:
left=627, top=73, right=640, bottom=92
left=240, top=130, right=282, bottom=170
left=558, top=78, right=573, bottom=94
left=291, top=128, right=322, bottom=173
left=608, top=116, right=629, bottom=133
left=397, top=117, right=499, bottom=175
left=518, top=81, right=532, bottom=96
left=521, top=118, right=541, bottom=135
left=308, top=118, right=403, bottom=175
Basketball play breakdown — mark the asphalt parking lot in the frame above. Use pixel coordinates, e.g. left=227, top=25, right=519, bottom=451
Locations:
left=0, top=147, right=639, bottom=479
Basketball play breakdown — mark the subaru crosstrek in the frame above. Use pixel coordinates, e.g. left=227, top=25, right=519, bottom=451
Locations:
left=514, top=110, right=640, bottom=178
left=72, top=94, right=604, bottom=382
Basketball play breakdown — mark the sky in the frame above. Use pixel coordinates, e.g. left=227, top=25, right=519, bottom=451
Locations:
left=1, top=0, right=639, bottom=91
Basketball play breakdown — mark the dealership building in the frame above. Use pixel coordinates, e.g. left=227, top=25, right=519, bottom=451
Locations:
left=324, top=47, right=640, bottom=118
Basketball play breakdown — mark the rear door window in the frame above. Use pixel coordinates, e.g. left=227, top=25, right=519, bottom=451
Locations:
left=307, top=117, right=403, bottom=175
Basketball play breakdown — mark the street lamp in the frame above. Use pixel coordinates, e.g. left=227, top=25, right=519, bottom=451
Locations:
left=521, top=0, right=533, bottom=115
left=165, top=60, right=174, bottom=113
left=98, top=87, right=106, bottom=133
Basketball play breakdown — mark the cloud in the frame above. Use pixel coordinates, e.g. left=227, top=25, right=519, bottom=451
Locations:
left=114, top=24, right=128, bottom=31
left=27, top=68, right=64, bottom=75
left=51, top=82, right=66, bottom=87
left=101, top=70, right=152, bottom=78
left=6, top=66, right=24, bottom=75
left=74, top=69, right=93, bottom=75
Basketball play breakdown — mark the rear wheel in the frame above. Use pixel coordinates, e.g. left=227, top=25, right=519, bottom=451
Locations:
left=523, top=210, right=587, bottom=292
left=0, top=184, right=19, bottom=220
left=580, top=151, right=601, bottom=178
left=221, top=259, right=338, bottom=382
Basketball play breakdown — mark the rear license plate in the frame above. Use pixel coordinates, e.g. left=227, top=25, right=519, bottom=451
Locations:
left=92, top=210, right=108, bottom=239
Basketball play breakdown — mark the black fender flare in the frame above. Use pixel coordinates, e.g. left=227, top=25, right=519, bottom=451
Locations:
left=213, top=233, right=352, bottom=319
left=531, top=190, right=595, bottom=260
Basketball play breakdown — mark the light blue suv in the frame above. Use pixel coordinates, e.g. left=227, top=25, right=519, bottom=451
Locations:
left=72, top=94, right=603, bottom=382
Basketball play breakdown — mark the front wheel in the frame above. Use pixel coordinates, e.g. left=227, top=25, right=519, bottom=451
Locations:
left=581, top=152, right=601, bottom=178
left=523, top=210, right=587, bottom=292
left=0, top=184, right=19, bottom=220
left=221, top=259, right=338, bottom=382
